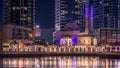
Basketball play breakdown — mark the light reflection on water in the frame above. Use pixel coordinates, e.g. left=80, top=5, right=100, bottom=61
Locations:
left=0, top=56, right=120, bottom=68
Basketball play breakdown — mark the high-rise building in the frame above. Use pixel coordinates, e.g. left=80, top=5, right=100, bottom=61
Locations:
left=55, top=0, right=87, bottom=32
left=3, top=0, right=35, bottom=28
left=118, top=0, right=120, bottom=29
left=92, top=0, right=119, bottom=29
left=91, top=0, right=120, bottom=44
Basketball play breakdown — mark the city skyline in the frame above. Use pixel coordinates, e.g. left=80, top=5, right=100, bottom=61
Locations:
left=0, top=1, right=120, bottom=67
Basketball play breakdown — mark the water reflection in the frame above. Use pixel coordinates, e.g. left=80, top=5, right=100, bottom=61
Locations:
left=0, top=56, right=120, bottom=68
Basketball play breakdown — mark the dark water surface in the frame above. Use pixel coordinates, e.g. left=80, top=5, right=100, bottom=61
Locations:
left=0, top=56, right=120, bottom=68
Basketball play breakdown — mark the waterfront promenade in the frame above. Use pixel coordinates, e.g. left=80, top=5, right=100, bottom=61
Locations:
left=1, top=45, right=120, bottom=58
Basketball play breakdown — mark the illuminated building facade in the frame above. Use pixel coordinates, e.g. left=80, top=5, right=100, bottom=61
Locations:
left=92, top=0, right=119, bottom=29
left=96, top=28, right=120, bottom=45
left=1, top=24, right=33, bottom=51
left=1, top=24, right=33, bottom=42
left=55, top=0, right=87, bottom=32
left=3, top=0, right=35, bottom=28
left=34, top=25, right=41, bottom=37
left=91, top=0, right=120, bottom=44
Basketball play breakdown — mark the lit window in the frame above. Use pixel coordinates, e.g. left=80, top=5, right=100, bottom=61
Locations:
left=23, top=14, right=26, bottom=17
left=28, top=17, right=31, bottom=22
left=13, top=7, right=16, bottom=10
left=75, top=0, right=80, bottom=2
left=24, top=7, right=28, bottom=10
left=17, top=7, right=20, bottom=9
left=72, top=11, right=74, bottom=14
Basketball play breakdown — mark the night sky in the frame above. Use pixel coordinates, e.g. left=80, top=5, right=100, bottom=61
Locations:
left=0, top=0, right=55, bottom=29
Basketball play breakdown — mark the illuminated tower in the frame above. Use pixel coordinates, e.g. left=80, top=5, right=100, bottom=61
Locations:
left=3, top=0, right=35, bottom=28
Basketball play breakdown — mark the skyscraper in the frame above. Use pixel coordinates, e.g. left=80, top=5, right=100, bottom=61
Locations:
left=3, top=0, right=35, bottom=28
left=92, top=0, right=119, bottom=29
left=91, top=0, right=120, bottom=44
left=55, top=0, right=87, bottom=32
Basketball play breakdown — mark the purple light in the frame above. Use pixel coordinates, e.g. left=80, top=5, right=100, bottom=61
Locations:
left=86, top=15, right=88, bottom=18
left=57, top=33, right=61, bottom=45
left=85, top=5, right=88, bottom=18
left=72, top=32, right=77, bottom=46
left=72, top=57, right=76, bottom=68
left=90, top=6, right=94, bottom=32
left=90, top=6, right=93, bottom=19
left=91, top=17, right=93, bottom=19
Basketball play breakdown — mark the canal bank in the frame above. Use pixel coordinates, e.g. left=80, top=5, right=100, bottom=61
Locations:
left=0, top=52, right=120, bottom=58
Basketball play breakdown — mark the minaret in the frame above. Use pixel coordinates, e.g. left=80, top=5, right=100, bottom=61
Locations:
left=85, top=4, right=89, bottom=34
left=78, top=4, right=89, bottom=35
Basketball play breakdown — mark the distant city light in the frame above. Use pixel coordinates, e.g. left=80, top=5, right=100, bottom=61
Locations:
left=36, top=25, right=40, bottom=28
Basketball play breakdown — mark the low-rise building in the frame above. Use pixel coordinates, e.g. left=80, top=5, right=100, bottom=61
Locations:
left=95, top=28, right=120, bottom=45
left=34, top=25, right=41, bottom=37
left=1, top=24, right=33, bottom=51
left=54, top=31, right=95, bottom=46
left=54, top=15, right=95, bottom=46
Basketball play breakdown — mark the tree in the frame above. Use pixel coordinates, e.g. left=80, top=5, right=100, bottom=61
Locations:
left=39, top=39, right=46, bottom=45
left=97, top=40, right=105, bottom=46
left=53, top=38, right=58, bottom=45
left=34, top=39, right=47, bottom=46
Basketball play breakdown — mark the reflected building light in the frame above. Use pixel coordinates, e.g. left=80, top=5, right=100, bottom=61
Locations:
left=8, top=59, right=11, bottom=66
left=105, top=59, right=109, bottom=68
left=72, top=57, right=76, bottom=67
left=19, top=58, right=24, bottom=68
left=41, top=58, right=44, bottom=66
left=26, top=59, right=30, bottom=66
left=50, top=60, right=52, bottom=65
left=58, top=57, right=62, bottom=67
left=35, top=58, right=39, bottom=65
left=118, top=60, right=120, bottom=68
